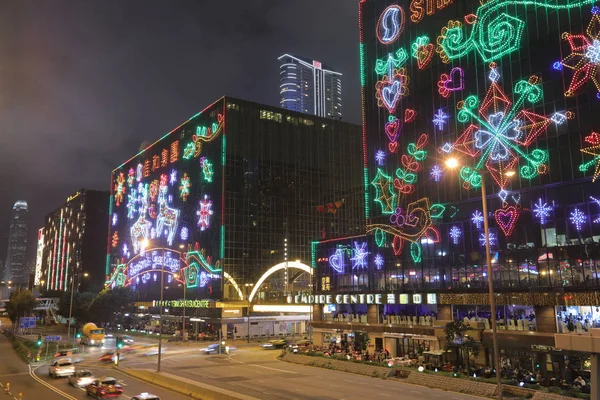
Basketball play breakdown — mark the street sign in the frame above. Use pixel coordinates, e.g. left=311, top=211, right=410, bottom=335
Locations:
left=44, top=335, right=61, bottom=342
left=18, top=317, right=36, bottom=329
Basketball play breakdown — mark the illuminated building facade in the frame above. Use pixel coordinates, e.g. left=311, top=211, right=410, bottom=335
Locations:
left=34, top=228, right=44, bottom=286
left=3, top=201, right=28, bottom=286
left=107, top=97, right=363, bottom=303
left=278, top=54, right=342, bottom=118
left=306, top=0, right=600, bottom=374
left=41, top=190, right=109, bottom=292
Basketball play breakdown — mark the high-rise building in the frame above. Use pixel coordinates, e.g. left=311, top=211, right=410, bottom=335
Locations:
left=40, top=189, right=109, bottom=292
left=34, top=228, right=44, bottom=286
left=278, top=54, right=342, bottom=119
left=4, top=201, right=28, bottom=285
left=106, top=97, right=363, bottom=304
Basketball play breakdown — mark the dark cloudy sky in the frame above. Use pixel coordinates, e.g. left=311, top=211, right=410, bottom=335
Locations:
left=0, top=0, right=361, bottom=261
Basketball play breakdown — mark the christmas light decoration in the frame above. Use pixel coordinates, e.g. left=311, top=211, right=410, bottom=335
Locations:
left=579, top=132, right=600, bottom=181
left=411, top=35, right=434, bottom=69
left=329, top=248, right=345, bottom=273
left=394, top=134, right=429, bottom=198
left=377, top=4, right=404, bottom=44
left=200, top=157, right=214, bottom=182
left=560, top=11, right=600, bottom=97
left=143, top=160, right=151, bottom=177
left=430, top=165, right=443, bottom=182
left=471, top=210, right=484, bottom=229
left=438, top=0, right=596, bottom=63
left=495, top=206, right=520, bottom=236
left=410, top=242, right=422, bottom=263
left=114, top=172, right=126, bottom=207
left=374, top=228, right=386, bottom=247
left=111, top=232, right=118, bottom=248
left=375, top=68, right=409, bottom=114
left=390, top=207, right=407, bottom=227
left=136, top=163, right=143, bottom=182
left=161, top=149, right=168, bottom=167
left=183, top=143, right=195, bottom=160
left=152, top=155, right=160, bottom=171
left=479, top=232, right=497, bottom=247
left=553, top=61, right=563, bottom=70
left=375, top=150, right=386, bottom=165
left=127, top=168, right=135, bottom=187
left=126, top=188, right=137, bottom=219
left=196, top=195, right=214, bottom=231
left=170, top=140, right=179, bottom=163
left=385, top=116, right=401, bottom=153
left=112, top=213, right=118, bottom=226
left=438, top=67, right=464, bottom=98
left=371, top=168, right=396, bottom=214
left=445, top=66, right=564, bottom=191
left=350, top=241, right=369, bottom=269
left=591, top=196, right=600, bottom=223
left=179, top=173, right=191, bottom=201
left=570, top=208, right=586, bottom=231
left=533, top=198, right=553, bottom=225
left=180, top=226, right=189, bottom=241
left=122, top=243, right=129, bottom=257
left=170, top=169, right=177, bottom=185
left=449, top=226, right=461, bottom=244
left=156, top=185, right=180, bottom=246
left=433, top=109, right=449, bottom=130
left=374, top=254, right=384, bottom=270
left=489, top=65, right=500, bottom=83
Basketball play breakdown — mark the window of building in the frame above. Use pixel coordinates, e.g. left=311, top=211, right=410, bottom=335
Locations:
left=259, top=110, right=282, bottom=123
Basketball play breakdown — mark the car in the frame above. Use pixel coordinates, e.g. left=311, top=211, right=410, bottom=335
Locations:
left=261, top=339, right=287, bottom=349
left=132, top=393, right=160, bottom=400
left=68, top=369, right=95, bottom=388
left=86, top=377, right=123, bottom=398
left=201, top=343, right=235, bottom=354
left=99, top=352, right=124, bottom=363
left=121, top=335, right=134, bottom=344
left=49, top=358, right=75, bottom=378
left=54, top=350, right=73, bottom=358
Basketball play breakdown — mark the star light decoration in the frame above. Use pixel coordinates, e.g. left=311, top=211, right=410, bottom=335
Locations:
left=441, top=64, right=569, bottom=192
left=112, top=213, right=118, bottom=226
left=449, top=226, right=462, bottom=244
left=471, top=210, right=484, bottom=229
left=375, top=150, right=386, bottom=166
left=374, top=254, right=384, bottom=270
left=170, top=169, right=178, bottom=185
left=533, top=198, right=553, bottom=225
left=371, top=168, right=396, bottom=214
left=179, top=173, right=191, bottom=201
left=479, top=232, right=497, bottom=248
left=570, top=208, right=586, bottom=231
left=196, top=195, right=214, bottom=231
left=350, top=241, right=370, bottom=270
left=430, top=165, right=443, bottom=182
left=432, top=109, right=449, bottom=130
left=580, top=132, right=600, bottom=181
left=559, top=9, right=600, bottom=97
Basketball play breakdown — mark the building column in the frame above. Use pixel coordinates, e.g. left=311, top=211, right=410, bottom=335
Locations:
left=312, top=305, right=323, bottom=321
left=592, top=354, right=600, bottom=400
left=367, top=304, right=379, bottom=324
left=534, top=305, right=557, bottom=333
left=437, top=304, right=452, bottom=322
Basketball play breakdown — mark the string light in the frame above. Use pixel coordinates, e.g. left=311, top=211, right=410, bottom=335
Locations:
left=375, top=68, right=409, bottom=114
left=411, top=35, right=434, bottom=69
left=495, top=206, right=520, bottom=236
left=570, top=208, right=586, bottom=231
left=433, top=109, right=449, bottom=130
left=375, top=150, right=386, bottom=166
left=143, top=160, right=151, bottom=177
left=329, top=248, right=345, bottom=274
left=471, top=210, right=484, bottom=229
left=374, top=229, right=386, bottom=247
left=196, top=195, right=214, bottom=231
left=374, top=254, right=384, bottom=270
left=127, top=168, right=135, bottom=187
left=200, top=157, right=214, bottom=182
left=111, top=232, right=119, bottom=248
left=136, top=163, right=143, bottom=182
left=170, top=169, right=178, bottom=185
left=371, top=169, right=396, bottom=214
left=180, top=227, right=189, bottom=241
left=155, top=185, right=180, bottom=247
left=183, top=143, right=195, bottom=160
left=410, top=242, right=422, bottom=263
left=170, top=140, right=179, bottom=163
left=580, top=132, right=600, bottom=181
left=533, top=198, right=553, bottom=225
left=479, top=232, right=497, bottom=248
left=376, top=4, right=404, bottom=44
left=438, top=67, right=464, bottom=98
left=430, top=165, right=443, bottom=182
left=449, top=226, right=462, bottom=244
left=114, top=172, right=126, bottom=207
left=161, top=149, right=168, bottom=167
left=152, top=155, right=160, bottom=171
left=112, top=213, right=118, bottom=226
left=179, top=173, right=191, bottom=201
left=590, top=196, right=600, bottom=223
left=350, top=241, right=369, bottom=269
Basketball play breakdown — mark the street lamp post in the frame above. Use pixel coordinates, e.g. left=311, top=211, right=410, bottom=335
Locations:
left=67, top=272, right=76, bottom=345
left=446, top=158, right=505, bottom=400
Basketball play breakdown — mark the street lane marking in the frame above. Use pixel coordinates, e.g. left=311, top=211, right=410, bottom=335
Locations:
left=379, top=394, right=391, bottom=398
left=29, top=365, right=78, bottom=400
left=329, top=384, right=340, bottom=388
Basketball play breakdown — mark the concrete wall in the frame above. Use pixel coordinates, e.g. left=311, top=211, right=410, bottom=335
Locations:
left=367, top=304, right=378, bottom=324
left=535, top=305, right=557, bottom=333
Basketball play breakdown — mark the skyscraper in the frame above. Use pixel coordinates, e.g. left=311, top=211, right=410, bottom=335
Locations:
left=4, top=201, right=28, bottom=285
left=278, top=54, right=342, bottom=119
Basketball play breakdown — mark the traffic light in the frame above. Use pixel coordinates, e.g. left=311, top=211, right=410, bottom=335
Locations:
left=76, top=332, right=81, bottom=339
left=116, top=336, right=123, bottom=349
left=36, top=335, right=42, bottom=347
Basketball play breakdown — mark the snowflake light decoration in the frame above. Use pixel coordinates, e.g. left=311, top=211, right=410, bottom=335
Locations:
left=112, top=213, right=118, bottom=226
left=350, top=241, right=370, bottom=269
left=449, top=226, right=462, bottom=244
left=479, top=232, right=497, bottom=248
left=533, top=198, right=553, bottom=225
left=180, top=227, right=189, bottom=241
left=445, top=65, right=567, bottom=192
left=122, top=243, right=129, bottom=257
left=196, top=195, right=214, bottom=231
left=433, top=109, right=449, bottom=130
left=570, top=208, right=586, bottom=231
left=560, top=11, right=600, bottom=97
left=471, top=210, right=484, bottom=229
left=179, top=173, right=191, bottom=201
left=170, top=169, right=177, bottom=185
left=591, top=196, right=600, bottom=223
left=126, top=189, right=137, bottom=219
left=375, top=150, right=386, bottom=166
left=430, top=165, right=443, bottom=182
left=374, top=254, right=384, bottom=270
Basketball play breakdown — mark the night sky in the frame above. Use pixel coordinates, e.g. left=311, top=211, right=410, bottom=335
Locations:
left=0, top=1, right=361, bottom=262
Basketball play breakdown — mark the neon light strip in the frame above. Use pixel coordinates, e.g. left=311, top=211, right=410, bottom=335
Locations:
left=59, top=217, right=67, bottom=290
left=50, top=226, right=58, bottom=290
left=55, top=209, right=63, bottom=290
left=106, top=182, right=113, bottom=276
left=64, top=244, right=70, bottom=292
left=359, top=2, right=369, bottom=220
left=221, top=101, right=227, bottom=261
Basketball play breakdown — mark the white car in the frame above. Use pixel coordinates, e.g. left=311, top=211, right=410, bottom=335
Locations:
left=122, top=335, right=135, bottom=344
left=68, top=369, right=95, bottom=388
left=49, top=358, right=75, bottom=378
left=132, top=393, right=160, bottom=400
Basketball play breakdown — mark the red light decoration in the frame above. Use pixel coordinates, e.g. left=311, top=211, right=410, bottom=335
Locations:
left=113, top=172, right=126, bottom=206
left=375, top=68, right=410, bottom=114
left=152, top=155, right=160, bottom=171
left=415, top=42, right=434, bottom=70
left=404, top=108, right=416, bottom=123
left=377, top=4, right=405, bottom=45
left=494, top=206, right=520, bottom=236
left=111, top=232, right=119, bottom=248
left=170, top=140, right=179, bottom=163
left=143, top=160, right=151, bottom=178
left=149, top=180, right=159, bottom=202
left=127, top=168, right=135, bottom=187
left=438, top=67, right=464, bottom=98
left=161, top=149, right=168, bottom=167
left=160, top=174, right=168, bottom=188
left=393, top=235, right=404, bottom=255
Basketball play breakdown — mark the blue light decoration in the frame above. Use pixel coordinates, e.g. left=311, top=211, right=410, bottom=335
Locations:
left=155, top=185, right=180, bottom=246
left=533, top=198, right=553, bottom=225
left=196, top=195, right=214, bottom=231
left=136, top=163, right=143, bottom=182
left=170, top=169, right=177, bottom=185
left=550, top=112, right=571, bottom=125
left=479, top=232, right=497, bottom=248
left=498, top=189, right=509, bottom=203
left=180, top=227, right=189, bottom=241
left=122, top=243, right=128, bottom=257
left=112, top=213, right=118, bottom=226
left=126, top=189, right=137, bottom=219
left=590, top=196, right=600, bottom=223
left=488, top=66, right=500, bottom=83
left=375, top=150, right=386, bottom=166
left=377, top=4, right=404, bottom=44
left=471, top=210, right=484, bottom=229
left=449, top=226, right=462, bottom=244
left=329, top=248, right=345, bottom=273
left=552, top=61, right=563, bottom=71
left=570, top=208, right=586, bottom=231
left=430, top=165, right=443, bottom=182
left=350, top=241, right=370, bottom=269
left=433, top=109, right=449, bottom=130
left=586, top=39, right=600, bottom=63
left=374, top=254, right=384, bottom=270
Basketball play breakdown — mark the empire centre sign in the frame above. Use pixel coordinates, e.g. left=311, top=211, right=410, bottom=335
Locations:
left=288, top=293, right=437, bottom=305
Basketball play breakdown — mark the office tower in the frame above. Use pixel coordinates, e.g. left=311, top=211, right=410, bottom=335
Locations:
left=4, top=201, right=28, bottom=285
left=278, top=54, right=342, bottom=118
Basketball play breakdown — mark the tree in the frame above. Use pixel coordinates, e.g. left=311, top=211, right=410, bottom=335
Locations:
left=444, top=320, right=480, bottom=371
left=5, top=289, right=38, bottom=333
left=57, top=291, right=96, bottom=327
left=89, top=287, right=134, bottom=326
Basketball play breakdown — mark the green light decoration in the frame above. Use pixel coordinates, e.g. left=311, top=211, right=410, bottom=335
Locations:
left=364, top=168, right=370, bottom=219
left=183, top=143, right=195, bottom=160
left=311, top=241, right=318, bottom=269
left=374, top=228, right=386, bottom=247
left=438, top=0, right=596, bottom=63
left=374, top=48, right=408, bottom=76
left=372, top=168, right=396, bottom=214
left=201, top=158, right=214, bottom=182
left=430, top=203, right=446, bottom=219
left=105, top=264, right=127, bottom=288
left=410, top=242, right=422, bottom=263
left=359, top=43, right=366, bottom=86
left=411, top=35, right=430, bottom=58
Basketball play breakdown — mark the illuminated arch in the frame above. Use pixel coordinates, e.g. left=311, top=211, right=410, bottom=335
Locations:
left=248, top=261, right=313, bottom=303
left=223, top=271, right=244, bottom=300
